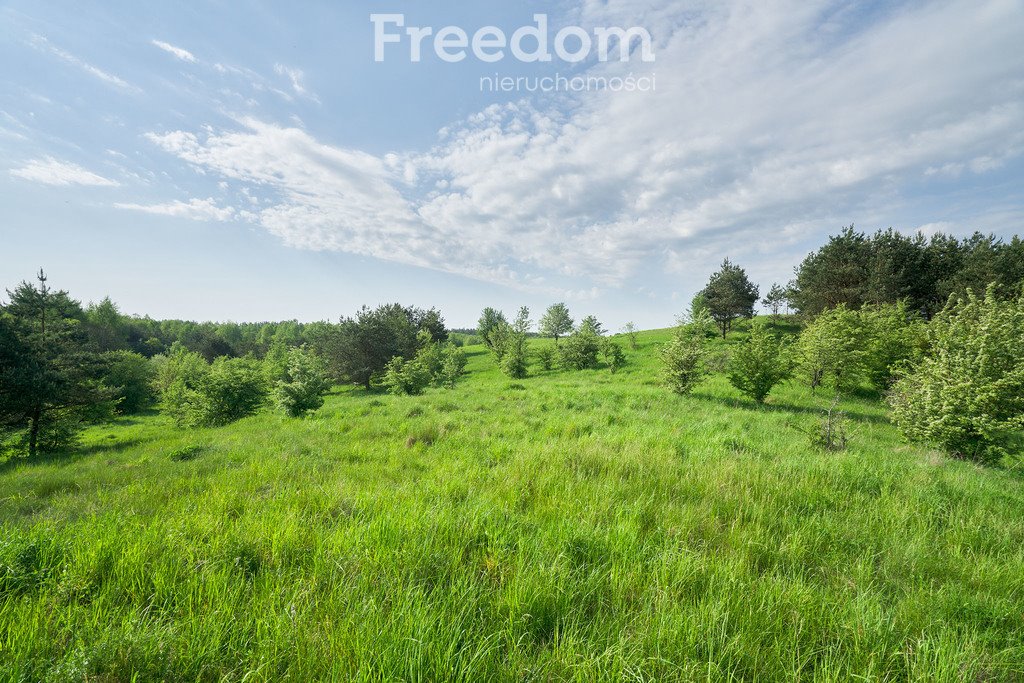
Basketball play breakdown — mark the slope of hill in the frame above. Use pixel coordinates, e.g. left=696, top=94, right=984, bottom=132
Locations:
left=2, top=325, right=1023, bottom=681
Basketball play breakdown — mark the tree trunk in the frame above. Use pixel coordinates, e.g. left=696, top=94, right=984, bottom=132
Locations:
left=28, top=406, right=41, bottom=458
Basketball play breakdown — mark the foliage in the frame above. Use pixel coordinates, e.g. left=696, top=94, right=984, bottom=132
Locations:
left=858, top=302, right=925, bottom=391
left=538, top=303, right=573, bottom=345
left=889, top=288, right=1024, bottom=463
left=601, top=339, right=626, bottom=373
left=535, top=344, right=556, bottom=371
left=728, top=323, right=792, bottom=403
left=661, top=309, right=713, bottom=394
left=621, top=322, right=639, bottom=350
left=499, top=307, right=531, bottom=379
left=477, top=308, right=508, bottom=350
left=436, top=344, right=468, bottom=389
left=158, top=350, right=267, bottom=427
left=796, top=305, right=866, bottom=393
left=102, top=350, right=156, bottom=414
left=0, top=271, right=110, bottom=457
left=761, top=284, right=788, bottom=321
left=274, top=346, right=332, bottom=417
left=700, top=259, right=759, bottom=337
left=560, top=317, right=602, bottom=370
left=382, top=357, right=432, bottom=396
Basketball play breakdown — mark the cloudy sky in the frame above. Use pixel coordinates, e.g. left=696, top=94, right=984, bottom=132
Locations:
left=2, top=0, right=1022, bottom=328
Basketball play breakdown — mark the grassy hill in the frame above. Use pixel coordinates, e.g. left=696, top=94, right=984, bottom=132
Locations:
left=2, top=324, right=1023, bottom=681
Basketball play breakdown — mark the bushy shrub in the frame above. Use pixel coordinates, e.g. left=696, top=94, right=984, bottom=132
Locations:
left=535, top=345, right=556, bottom=371
left=157, top=349, right=267, bottom=427
left=728, top=322, right=791, bottom=403
left=560, top=319, right=601, bottom=370
left=859, top=302, right=925, bottom=391
left=601, top=339, right=626, bottom=373
left=102, top=350, right=156, bottom=414
left=274, top=346, right=331, bottom=417
left=498, top=307, right=531, bottom=379
left=437, top=344, right=467, bottom=389
left=193, top=358, right=268, bottom=426
left=889, top=288, right=1024, bottom=463
left=382, top=357, right=432, bottom=395
left=796, top=305, right=865, bottom=392
left=661, top=310, right=712, bottom=394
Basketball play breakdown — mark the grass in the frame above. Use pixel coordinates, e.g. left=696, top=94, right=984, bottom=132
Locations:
left=1, top=323, right=1023, bottom=681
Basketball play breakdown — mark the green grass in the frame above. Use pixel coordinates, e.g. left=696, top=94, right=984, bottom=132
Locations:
left=2, top=324, right=1023, bottom=681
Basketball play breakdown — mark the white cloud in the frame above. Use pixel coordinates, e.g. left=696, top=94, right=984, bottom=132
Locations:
left=141, top=0, right=1024, bottom=294
left=151, top=40, right=197, bottom=63
left=274, top=64, right=319, bottom=103
left=114, top=197, right=234, bottom=221
left=11, top=157, right=120, bottom=187
left=28, top=34, right=134, bottom=90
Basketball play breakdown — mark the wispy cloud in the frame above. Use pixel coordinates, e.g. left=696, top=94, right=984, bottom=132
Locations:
left=28, top=34, right=135, bottom=91
left=114, top=197, right=234, bottom=221
left=10, top=157, right=120, bottom=187
left=151, top=39, right=196, bottom=63
left=274, top=64, right=319, bottom=103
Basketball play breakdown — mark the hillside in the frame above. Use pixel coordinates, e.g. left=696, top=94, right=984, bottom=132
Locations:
left=2, top=325, right=1023, bottom=681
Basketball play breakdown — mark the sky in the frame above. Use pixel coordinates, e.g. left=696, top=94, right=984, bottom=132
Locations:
left=1, top=0, right=1023, bottom=329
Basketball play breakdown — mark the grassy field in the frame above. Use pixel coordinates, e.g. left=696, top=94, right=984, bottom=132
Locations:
left=2, top=324, right=1023, bottom=681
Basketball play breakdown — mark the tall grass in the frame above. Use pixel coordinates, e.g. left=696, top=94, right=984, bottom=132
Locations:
left=1, top=324, right=1022, bottom=681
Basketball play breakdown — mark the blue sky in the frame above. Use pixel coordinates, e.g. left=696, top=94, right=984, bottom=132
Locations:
left=2, top=0, right=1023, bottom=329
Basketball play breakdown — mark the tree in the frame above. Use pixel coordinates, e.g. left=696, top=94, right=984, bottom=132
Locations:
left=601, top=339, right=626, bottom=373
left=323, top=304, right=435, bottom=390
left=700, top=259, right=759, bottom=338
left=796, top=305, right=866, bottom=393
left=580, top=315, right=606, bottom=336
left=102, top=350, right=156, bottom=414
left=0, top=271, right=110, bottom=457
left=477, top=308, right=508, bottom=350
left=661, top=309, right=713, bottom=394
left=192, top=358, right=268, bottom=426
left=761, top=284, right=788, bottom=322
left=382, top=357, right=432, bottom=396
left=437, top=344, right=468, bottom=389
left=889, top=288, right=1024, bottom=463
left=858, top=302, right=925, bottom=392
left=560, top=316, right=602, bottom=370
left=621, top=322, right=639, bottom=350
left=790, top=226, right=872, bottom=315
left=500, top=307, right=530, bottom=379
left=539, top=303, right=573, bottom=346
left=274, top=346, right=331, bottom=417
left=728, top=323, right=791, bottom=403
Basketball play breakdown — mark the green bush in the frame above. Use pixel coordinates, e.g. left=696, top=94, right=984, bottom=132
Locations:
left=560, top=320, right=601, bottom=370
left=601, top=339, right=626, bottom=373
left=274, top=347, right=332, bottom=417
left=889, top=288, right=1024, bottom=463
left=728, top=322, right=791, bottom=403
left=796, top=305, right=865, bottom=393
left=859, top=302, right=925, bottom=391
left=382, top=357, right=432, bottom=396
left=437, top=344, right=467, bottom=389
left=157, top=350, right=268, bottom=427
left=661, top=310, right=712, bottom=394
left=535, top=345, right=556, bottom=371
left=102, top=350, right=156, bottom=414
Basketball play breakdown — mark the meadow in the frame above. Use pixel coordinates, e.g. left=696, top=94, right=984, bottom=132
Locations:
left=2, top=325, right=1023, bottom=681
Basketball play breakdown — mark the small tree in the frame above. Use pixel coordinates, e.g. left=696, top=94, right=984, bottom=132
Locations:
left=500, top=307, right=531, bottom=379
left=580, top=315, right=606, bottom=336
left=102, top=350, right=156, bottom=414
left=382, top=356, right=432, bottom=396
left=761, top=284, right=788, bottom=322
left=437, top=344, right=468, bottom=389
left=535, top=345, right=556, bottom=371
left=700, top=259, right=759, bottom=338
left=193, top=357, right=268, bottom=426
left=889, top=288, right=1024, bottom=463
left=796, top=305, right=866, bottom=393
left=477, top=308, right=508, bottom=350
left=859, top=302, right=925, bottom=392
left=274, top=346, right=331, bottom=417
left=661, top=309, right=713, bottom=394
left=539, top=303, right=573, bottom=346
left=560, top=317, right=602, bottom=370
left=602, top=339, right=626, bottom=373
left=621, top=322, right=639, bottom=350
left=728, top=323, right=791, bottom=403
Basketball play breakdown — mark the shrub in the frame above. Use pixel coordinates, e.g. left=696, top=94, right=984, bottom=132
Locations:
left=560, top=319, right=602, bottom=370
left=156, top=345, right=209, bottom=427
left=859, top=302, right=925, bottom=391
left=535, top=345, right=556, bottom=371
left=194, top=357, right=268, bottom=426
left=889, top=288, right=1024, bottom=463
left=437, top=344, right=468, bottom=389
left=601, top=339, right=626, bottom=373
left=728, top=322, right=791, bottom=403
left=796, top=305, right=866, bottom=393
left=274, top=346, right=332, bottom=417
left=382, top=357, right=432, bottom=396
left=102, top=350, right=156, bottom=414
left=498, top=307, right=531, bottom=379
left=661, top=310, right=712, bottom=394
